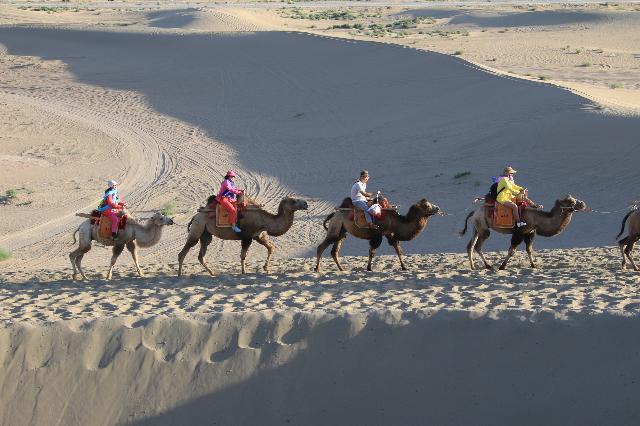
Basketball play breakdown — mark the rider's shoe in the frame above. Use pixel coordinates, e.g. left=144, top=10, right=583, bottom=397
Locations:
left=231, top=225, right=242, bottom=233
left=516, top=221, right=527, bottom=228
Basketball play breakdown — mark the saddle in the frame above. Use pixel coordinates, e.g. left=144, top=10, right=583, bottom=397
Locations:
left=349, top=198, right=391, bottom=229
left=92, top=210, right=128, bottom=238
left=205, top=198, right=248, bottom=228
left=484, top=201, right=528, bottom=229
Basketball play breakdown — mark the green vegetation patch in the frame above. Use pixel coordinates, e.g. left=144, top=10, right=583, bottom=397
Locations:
left=454, top=171, right=471, bottom=179
left=0, top=248, right=11, bottom=262
left=161, top=201, right=176, bottom=217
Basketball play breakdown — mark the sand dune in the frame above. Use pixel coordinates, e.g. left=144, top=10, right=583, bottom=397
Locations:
left=2, top=4, right=640, bottom=424
left=3, top=309, right=640, bottom=425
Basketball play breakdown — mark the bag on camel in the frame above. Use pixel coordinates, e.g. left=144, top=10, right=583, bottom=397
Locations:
left=488, top=179, right=505, bottom=202
left=367, top=203, right=382, bottom=218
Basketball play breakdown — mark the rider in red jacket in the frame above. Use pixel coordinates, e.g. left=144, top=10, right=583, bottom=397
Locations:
left=98, top=179, right=128, bottom=239
left=216, top=170, right=244, bottom=233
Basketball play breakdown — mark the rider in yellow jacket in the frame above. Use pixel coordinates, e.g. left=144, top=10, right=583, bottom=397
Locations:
left=496, top=166, right=527, bottom=227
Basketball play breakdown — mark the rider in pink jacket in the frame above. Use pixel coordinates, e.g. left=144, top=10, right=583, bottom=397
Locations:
left=216, top=170, right=243, bottom=233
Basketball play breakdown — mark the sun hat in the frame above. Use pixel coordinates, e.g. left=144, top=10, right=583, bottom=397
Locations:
left=226, top=170, right=237, bottom=178
left=107, top=179, right=118, bottom=188
left=503, top=166, right=517, bottom=175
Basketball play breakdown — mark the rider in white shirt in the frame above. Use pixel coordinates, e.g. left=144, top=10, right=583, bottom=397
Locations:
left=350, top=170, right=378, bottom=230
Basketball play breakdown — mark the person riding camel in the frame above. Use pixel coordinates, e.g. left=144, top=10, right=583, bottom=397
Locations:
left=216, top=170, right=244, bottom=233
left=496, top=166, right=528, bottom=228
left=97, top=179, right=128, bottom=240
left=351, top=170, right=379, bottom=230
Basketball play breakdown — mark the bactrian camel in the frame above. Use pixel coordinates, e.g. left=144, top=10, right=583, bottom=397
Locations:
left=70, top=212, right=175, bottom=280
left=315, top=198, right=442, bottom=272
left=178, top=197, right=308, bottom=275
left=616, top=209, right=640, bottom=270
left=460, top=194, right=587, bottom=270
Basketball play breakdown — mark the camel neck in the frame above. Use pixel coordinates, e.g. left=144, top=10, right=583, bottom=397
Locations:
left=134, top=220, right=164, bottom=247
left=534, top=202, right=573, bottom=237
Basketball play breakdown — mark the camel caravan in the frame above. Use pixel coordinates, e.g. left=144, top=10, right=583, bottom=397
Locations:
left=68, top=165, right=640, bottom=280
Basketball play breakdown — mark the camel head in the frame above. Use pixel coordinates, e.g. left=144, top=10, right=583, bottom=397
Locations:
left=150, top=212, right=175, bottom=226
left=281, top=197, right=309, bottom=212
left=558, top=194, right=587, bottom=212
left=415, top=199, right=441, bottom=217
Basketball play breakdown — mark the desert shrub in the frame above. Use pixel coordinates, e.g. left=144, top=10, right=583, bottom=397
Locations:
left=0, top=248, right=10, bottom=262
left=161, top=202, right=176, bottom=216
left=454, top=171, right=471, bottom=179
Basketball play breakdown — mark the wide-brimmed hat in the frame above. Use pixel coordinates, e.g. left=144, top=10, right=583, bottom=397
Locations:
left=226, top=170, right=237, bottom=178
left=503, top=166, right=517, bottom=175
left=107, top=179, right=118, bottom=188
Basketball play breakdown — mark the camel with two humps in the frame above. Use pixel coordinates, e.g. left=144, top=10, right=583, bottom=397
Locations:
left=315, top=197, right=442, bottom=272
left=460, top=194, right=587, bottom=270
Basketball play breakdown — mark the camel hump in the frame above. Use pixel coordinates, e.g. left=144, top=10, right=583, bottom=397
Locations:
left=338, top=197, right=353, bottom=208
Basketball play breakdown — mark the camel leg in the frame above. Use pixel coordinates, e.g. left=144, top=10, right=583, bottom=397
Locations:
left=466, top=229, right=479, bottom=270
left=126, top=241, right=144, bottom=277
left=624, top=238, right=639, bottom=271
left=499, top=233, right=524, bottom=270
left=331, top=236, right=347, bottom=272
left=254, top=231, right=275, bottom=273
left=315, top=238, right=330, bottom=272
left=69, top=250, right=79, bottom=280
left=367, top=234, right=383, bottom=272
left=70, top=246, right=91, bottom=281
left=474, top=230, right=493, bottom=270
left=178, top=236, right=199, bottom=276
left=240, top=237, right=253, bottom=274
left=197, top=231, right=216, bottom=276
left=316, top=233, right=344, bottom=272
left=106, top=244, right=126, bottom=280
left=524, top=233, right=537, bottom=268
left=619, top=237, right=629, bottom=270
left=387, top=236, right=407, bottom=270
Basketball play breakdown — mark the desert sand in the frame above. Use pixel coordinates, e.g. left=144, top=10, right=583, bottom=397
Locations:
left=1, top=2, right=640, bottom=424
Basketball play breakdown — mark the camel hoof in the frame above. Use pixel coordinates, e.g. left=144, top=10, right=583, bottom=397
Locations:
left=498, top=265, right=506, bottom=271
left=485, top=265, right=495, bottom=271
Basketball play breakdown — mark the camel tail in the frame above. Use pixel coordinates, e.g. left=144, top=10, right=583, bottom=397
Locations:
left=616, top=210, right=633, bottom=240
left=72, top=228, right=79, bottom=244
left=323, top=212, right=335, bottom=230
left=459, top=211, right=474, bottom=236
left=187, top=217, right=194, bottom=231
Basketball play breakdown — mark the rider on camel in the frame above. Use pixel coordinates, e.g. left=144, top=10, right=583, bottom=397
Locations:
left=216, top=170, right=244, bottom=233
left=496, top=166, right=528, bottom=228
left=97, top=179, right=128, bottom=240
left=351, top=170, right=379, bottom=230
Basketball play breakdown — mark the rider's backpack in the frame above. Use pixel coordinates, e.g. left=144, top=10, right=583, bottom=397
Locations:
left=487, top=180, right=505, bottom=202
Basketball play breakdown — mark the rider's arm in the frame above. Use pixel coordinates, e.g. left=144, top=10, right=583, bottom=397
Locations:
left=105, top=194, right=118, bottom=208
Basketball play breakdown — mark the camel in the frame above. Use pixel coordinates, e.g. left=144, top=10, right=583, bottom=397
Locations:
left=615, top=209, right=640, bottom=270
left=70, top=212, right=175, bottom=280
left=177, top=196, right=308, bottom=275
left=460, top=194, right=587, bottom=270
left=315, top=198, right=442, bottom=272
